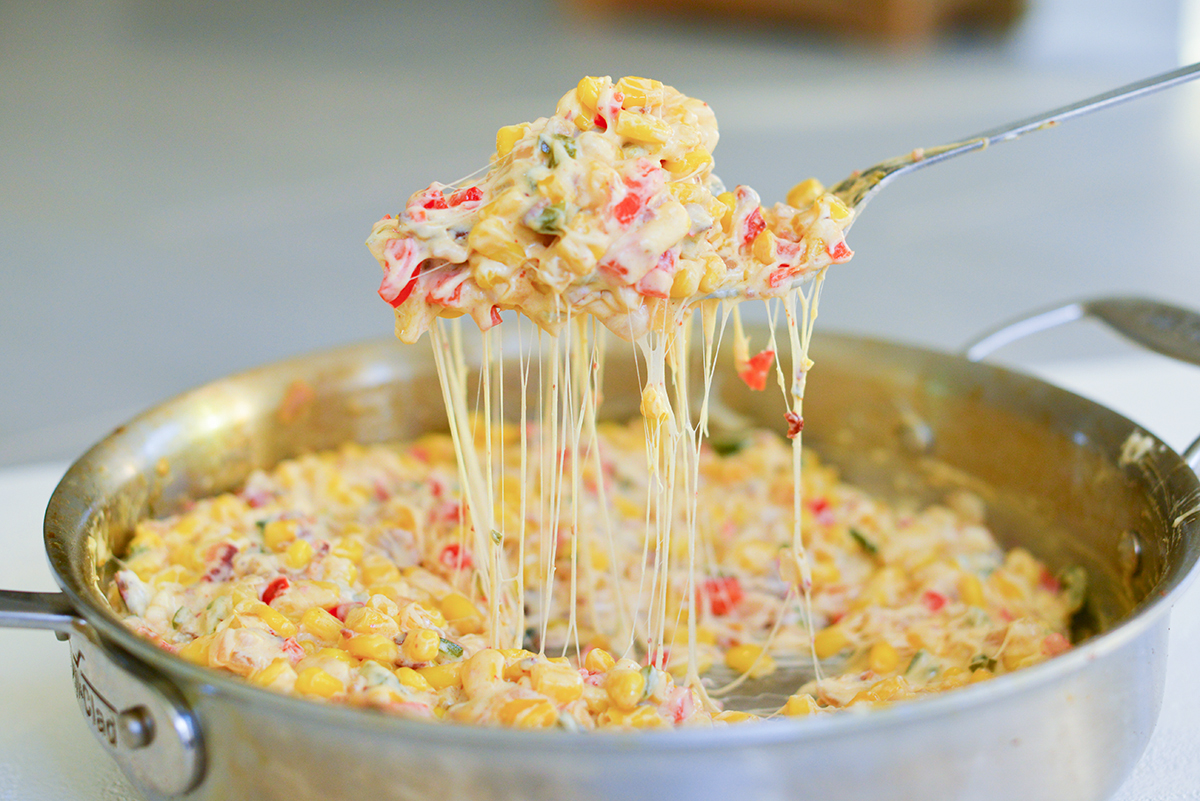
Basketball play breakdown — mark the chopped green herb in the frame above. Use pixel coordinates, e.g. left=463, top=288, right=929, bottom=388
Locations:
left=710, top=434, right=747, bottom=456
left=905, top=649, right=940, bottom=682
left=969, top=654, right=997, bottom=672
left=491, top=529, right=503, bottom=545
left=255, top=519, right=267, bottom=532
left=849, top=528, right=879, bottom=556
left=539, top=133, right=577, bottom=168
left=530, top=202, right=568, bottom=235
left=438, top=638, right=464, bottom=659
left=1058, top=565, right=1088, bottom=612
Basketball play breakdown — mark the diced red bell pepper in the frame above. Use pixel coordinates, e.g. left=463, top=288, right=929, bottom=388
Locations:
left=741, top=207, right=766, bottom=248
left=1042, top=632, right=1071, bottom=656
left=922, top=590, right=948, bottom=612
left=449, top=186, right=482, bottom=206
left=698, top=576, right=743, bottom=616
left=261, top=576, right=290, bottom=605
left=439, top=543, right=473, bottom=571
left=737, top=349, right=774, bottom=391
left=785, top=411, right=804, bottom=439
left=421, top=187, right=449, bottom=209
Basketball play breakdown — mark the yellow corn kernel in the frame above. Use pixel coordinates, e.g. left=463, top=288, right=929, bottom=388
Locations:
left=301, top=607, right=343, bottom=642
left=344, top=606, right=399, bottom=638
left=316, top=647, right=357, bottom=665
left=614, top=110, right=670, bottom=144
left=332, top=536, right=364, bottom=564
left=959, top=572, right=985, bottom=607
left=461, top=648, right=506, bottom=699
left=783, top=693, right=820, bottom=716
left=496, top=124, right=527, bottom=159
left=991, top=571, right=1027, bottom=601
left=868, top=641, right=900, bottom=674
left=717, top=191, right=736, bottom=218
left=940, top=666, right=970, bottom=690
left=732, top=540, right=776, bottom=575
left=668, top=180, right=704, bottom=205
left=576, top=76, right=602, bottom=115
left=827, top=197, right=851, bottom=221
left=250, top=658, right=293, bottom=688
left=813, top=625, right=852, bottom=659
left=751, top=229, right=776, bottom=264
left=725, top=643, right=776, bottom=678
left=605, top=668, right=645, bottom=711
left=851, top=675, right=911, bottom=706
left=696, top=252, right=727, bottom=294
left=786, top=178, right=825, bottom=209
left=669, top=259, right=703, bottom=299
left=584, top=647, right=616, bottom=673
left=970, top=667, right=995, bottom=683
left=294, top=666, right=343, bottom=698
left=284, top=539, right=314, bottom=570
left=532, top=660, right=583, bottom=705
left=417, top=661, right=463, bottom=690
left=152, top=564, right=197, bottom=587
left=394, top=666, right=432, bottom=692
left=299, top=640, right=319, bottom=656
left=663, top=148, right=713, bottom=177
left=714, top=710, right=757, bottom=724
left=600, top=704, right=667, bottom=729
left=498, top=697, right=559, bottom=728
left=262, top=519, right=298, bottom=552
left=416, top=602, right=448, bottom=629
left=366, top=593, right=400, bottom=618
left=345, top=633, right=400, bottom=663
left=809, top=557, right=842, bottom=588
left=401, top=628, right=441, bottom=663
left=468, top=215, right=525, bottom=265
left=247, top=601, right=298, bottom=638
left=616, top=75, right=664, bottom=108
left=440, top=593, right=482, bottom=629
left=574, top=113, right=592, bottom=131
left=178, top=635, right=212, bottom=666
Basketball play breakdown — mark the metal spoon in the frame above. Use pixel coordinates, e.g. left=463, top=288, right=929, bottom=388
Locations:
left=702, top=61, right=1200, bottom=301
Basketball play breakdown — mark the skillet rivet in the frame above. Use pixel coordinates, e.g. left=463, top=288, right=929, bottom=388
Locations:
left=116, top=706, right=155, bottom=749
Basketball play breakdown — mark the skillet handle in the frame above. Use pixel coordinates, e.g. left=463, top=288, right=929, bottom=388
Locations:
left=962, top=296, right=1200, bottom=471
left=0, top=588, right=206, bottom=796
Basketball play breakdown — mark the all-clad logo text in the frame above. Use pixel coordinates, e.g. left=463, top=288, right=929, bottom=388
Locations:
left=71, top=649, right=118, bottom=747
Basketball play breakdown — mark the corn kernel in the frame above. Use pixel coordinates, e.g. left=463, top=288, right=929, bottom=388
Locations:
left=828, top=197, right=851, bottom=221
left=496, top=124, right=527, bottom=159
left=599, top=704, right=666, bottom=728
left=663, top=148, right=712, bottom=177
left=783, top=693, right=820, bottom=716
left=301, top=607, right=343, bottom=642
left=440, top=593, right=482, bottom=631
left=250, top=658, right=294, bottom=688
left=725, top=643, right=776, bottom=678
left=418, top=662, right=463, bottom=690
left=345, top=633, right=400, bottom=663
left=395, top=666, right=432, bottom=692
left=316, top=647, right=357, bottom=665
left=751, top=229, right=776, bottom=263
left=462, top=648, right=505, bottom=699
left=295, top=666, right=343, bottom=698
left=970, top=667, right=995, bottom=683
left=851, top=675, right=911, bottom=706
left=532, top=660, right=583, bottom=705
left=584, top=647, right=616, bottom=673
left=576, top=76, right=602, bottom=114
left=616, top=76, right=664, bottom=108
left=868, top=641, right=900, bottom=674
left=786, top=178, right=825, bottom=209
left=959, top=572, right=985, bottom=607
left=468, top=215, right=525, bottom=265
left=263, top=519, right=298, bottom=552
left=247, top=601, right=298, bottom=638
left=614, top=110, right=670, bottom=144
left=813, top=625, right=852, bottom=659
left=402, top=628, right=441, bottom=663
left=605, top=668, right=645, bottom=711
left=714, top=710, right=757, bottom=724
left=178, top=635, right=212, bottom=666
left=344, top=606, right=399, bottom=638
left=332, top=536, right=364, bottom=564
left=284, top=539, right=314, bottom=570
left=498, top=697, right=558, bottom=728
left=669, top=259, right=702, bottom=299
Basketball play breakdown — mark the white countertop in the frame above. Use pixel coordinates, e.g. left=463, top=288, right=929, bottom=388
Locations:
left=1, top=354, right=1198, bottom=800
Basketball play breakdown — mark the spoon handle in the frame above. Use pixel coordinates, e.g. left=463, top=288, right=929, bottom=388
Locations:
left=830, top=61, right=1200, bottom=217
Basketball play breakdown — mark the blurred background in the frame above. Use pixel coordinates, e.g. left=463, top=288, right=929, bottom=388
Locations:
left=2, top=0, right=1198, bottom=467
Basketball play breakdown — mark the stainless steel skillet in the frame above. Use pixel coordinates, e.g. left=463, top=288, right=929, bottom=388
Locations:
left=2, top=297, right=1199, bottom=801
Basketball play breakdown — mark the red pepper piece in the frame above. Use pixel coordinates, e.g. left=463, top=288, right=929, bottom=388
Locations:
left=381, top=270, right=420, bottom=308
left=737, top=349, right=775, bottom=391
left=698, top=576, right=743, bottom=616
left=439, top=543, right=473, bottom=571
left=261, top=576, right=290, bottom=605
left=593, top=113, right=608, bottom=131
left=613, top=193, right=641, bottom=226
left=829, top=240, right=852, bottom=261
left=785, top=411, right=804, bottom=439
left=449, top=186, right=482, bottom=206
left=1042, top=632, right=1070, bottom=656
left=741, top=207, right=766, bottom=248
left=421, top=188, right=448, bottom=209
left=921, top=590, right=948, bottom=612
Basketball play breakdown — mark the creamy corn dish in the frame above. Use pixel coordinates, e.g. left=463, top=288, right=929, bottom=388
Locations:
left=113, top=424, right=1083, bottom=728
left=366, top=75, right=853, bottom=343
left=115, top=76, right=1084, bottom=730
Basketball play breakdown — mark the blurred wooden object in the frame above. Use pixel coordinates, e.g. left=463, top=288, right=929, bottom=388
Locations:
left=573, top=0, right=1026, bottom=49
